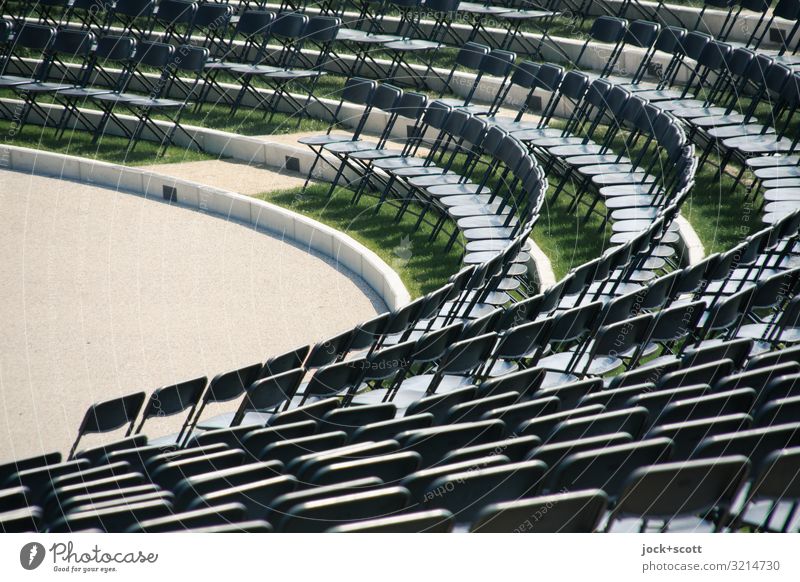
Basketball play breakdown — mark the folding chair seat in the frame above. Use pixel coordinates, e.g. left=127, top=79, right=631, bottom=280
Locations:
left=647, top=414, right=753, bottom=460
left=755, top=395, right=800, bottom=426
left=471, top=489, right=608, bottom=533
left=549, top=407, right=649, bottom=443
left=59, top=488, right=172, bottom=518
left=423, top=460, right=547, bottom=525
left=188, top=362, right=264, bottom=431
left=130, top=502, right=247, bottom=532
left=606, top=456, right=750, bottom=532
left=329, top=509, right=454, bottom=532
left=260, top=431, right=348, bottom=466
left=68, top=392, right=146, bottom=459
left=187, top=475, right=298, bottom=518
left=173, top=460, right=285, bottom=511
left=132, top=376, right=207, bottom=446
left=49, top=498, right=173, bottom=532
left=442, top=435, right=542, bottom=465
left=732, top=447, right=800, bottom=532
left=148, top=449, right=246, bottom=491
left=395, top=420, right=506, bottom=468
left=277, top=486, right=410, bottom=532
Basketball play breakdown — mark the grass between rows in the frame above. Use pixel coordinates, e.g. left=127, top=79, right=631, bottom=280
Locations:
left=255, top=183, right=464, bottom=298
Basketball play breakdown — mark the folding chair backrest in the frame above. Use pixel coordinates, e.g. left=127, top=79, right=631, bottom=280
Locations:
left=589, top=16, right=627, bottom=44
left=654, top=26, right=686, bottom=55
left=553, top=438, right=673, bottom=498
left=259, top=344, right=310, bottom=379
left=455, top=41, right=489, bottom=70
left=302, top=358, right=365, bottom=402
left=11, top=23, right=54, bottom=51
left=626, top=20, right=660, bottom=48
left=204, top=363, right=263, bottom=404
left=305, top=15, right=341, bottom=43
left=479, top=48, right=515, bottom=77
left=277, top=487, right=410, bottom=532
left=610, top=456, right=750, bottom=529
left=423, top=460, right=547, bottom=524
left=69, top=392, right=146, bottom=458
left=472, top=489, right=608, bottom=533
left=233, top=368, right=305, bottom=425
left=137, top=376, right=207, bottom=431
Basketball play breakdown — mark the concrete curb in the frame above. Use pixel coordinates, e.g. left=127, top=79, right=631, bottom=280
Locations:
left=526, top=238, right=557, bottom=291
left=0, top=144, right=411, bottom=311
left=675, top=215, right=706, bottom=267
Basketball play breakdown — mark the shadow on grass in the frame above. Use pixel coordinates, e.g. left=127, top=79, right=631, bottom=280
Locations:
left=257, top=183, right=464, bottom=298
left=0, top=119, right=212, bottom=165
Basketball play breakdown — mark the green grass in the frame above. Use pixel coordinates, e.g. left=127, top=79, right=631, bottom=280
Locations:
left=535, top=180, right=612, bottom=280
left=0, top=118, right=212, bottom=165
left=683, top=159, right=763, bottom=255
left=256, top=183, right=464, bottom=298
